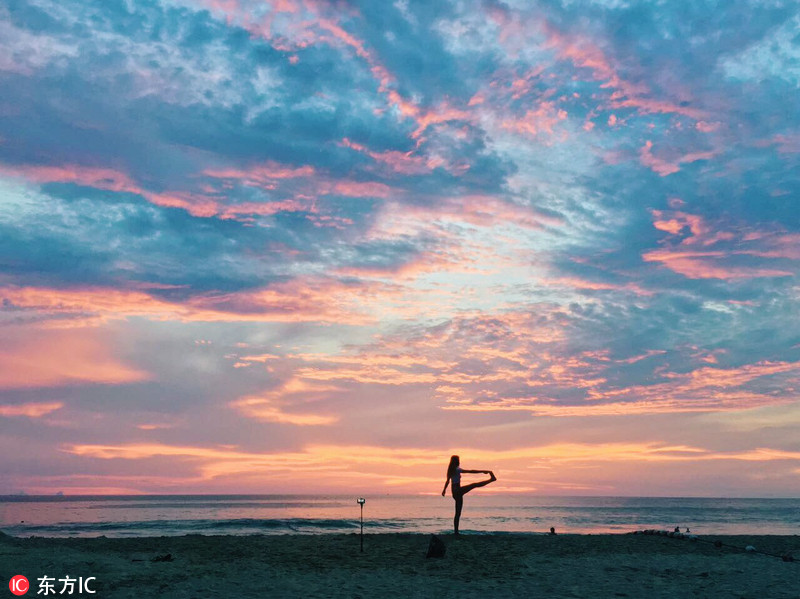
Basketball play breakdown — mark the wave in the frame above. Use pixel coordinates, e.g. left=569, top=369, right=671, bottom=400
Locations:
left=3, top=517, right=444, bottom=538
left=82, top=501, right=349, bottom=510
left=4, top=496, right=798, bottom=538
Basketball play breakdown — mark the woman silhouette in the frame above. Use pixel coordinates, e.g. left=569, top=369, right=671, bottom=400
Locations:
left=441, top=455, right=496, bottom=535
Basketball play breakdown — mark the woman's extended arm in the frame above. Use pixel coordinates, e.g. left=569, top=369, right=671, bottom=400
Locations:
left=441, top=477, right=450, bottom=496
left=460, top=469, right=490, bottom=474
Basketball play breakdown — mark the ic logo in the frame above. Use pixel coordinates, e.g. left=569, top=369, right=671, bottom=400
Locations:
left=9, top=576, right=29, bottom=596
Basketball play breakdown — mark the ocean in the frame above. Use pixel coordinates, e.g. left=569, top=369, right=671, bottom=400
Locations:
left=1, top=495, right=798, bottom=538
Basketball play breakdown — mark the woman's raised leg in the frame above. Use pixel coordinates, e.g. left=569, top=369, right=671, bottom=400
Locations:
left=457, top=471, right=496, bottom=496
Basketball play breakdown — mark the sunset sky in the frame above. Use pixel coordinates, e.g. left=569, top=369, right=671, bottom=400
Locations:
left=1, top=0, right=799, bottom=497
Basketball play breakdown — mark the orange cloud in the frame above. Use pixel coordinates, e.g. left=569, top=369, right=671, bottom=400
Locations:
left=0, top=277, right=408, bottom=326
left=0, top=401, right=63, bottom=417
left=64, top=441, right=712, bottom=464
left=230, top=378, right=340, bottom=425
left=136, top=423, right=174, bottom=430
left=442, top=395, right=789, bottom=417
left=60, top=440, right=800, bottom=494
left=0, top=326, right=149, bottom=389
left=667, top=360, right=798, bottom=388
left=235, top=310, right=567, bottom=409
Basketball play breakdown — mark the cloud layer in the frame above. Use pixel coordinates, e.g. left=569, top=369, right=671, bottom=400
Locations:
left=1, top=0, right=798, bottom=496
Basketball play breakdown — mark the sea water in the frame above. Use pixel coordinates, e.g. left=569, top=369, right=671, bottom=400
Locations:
left=1, top=495, right=798, bottom=538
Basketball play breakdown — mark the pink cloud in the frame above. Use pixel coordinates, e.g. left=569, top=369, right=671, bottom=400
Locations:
left=539, top=276, right=652, bottom=296
left=618, top=350, right=667, bottom=364
left=639, top=141, right=717, bottom=176
left=341, top=138, right=432, bottom=175
left=193, top=0, right=424, bottom=134
left=205, top=159, right=396, bottom=200
left=206, top=0, right=242, bottom=14
left=251, top=5, right=476, bottom=144
left=0, top=160, right=321, bottom=220
left=508, top=66, right=546, bottom=100
left=696, top=121, right=722, bottom=133
left=217, top=199, right=316, bottom=219
left=501, top=102, right=568, bottom=138
left=217, top=3, right=503, bottom=150
left=335, top=231, right=538, bottom=283
left=446, top=358, right=800, bottom=417
left=646, top=210, right=798, bottom=279
left=541, top=25, right=706, bottom=120
left=0, top=163, right=142, bottom=194
left=740, top=233, right=800, bottom=260
left=650, top=209, right=709, bottom=240
left=321, top=179, right=393, bottom=198
left=610, top=95, right=706, bottom=120
left=408, top=104, right=473, bottom=141
left=204, top=161, right=315, bottom=183
left=365, top=196, right=558, bottom=247
left=143, top=191, right=223, bottom=218
left=772, top=133, right=800, bottom=153
left=642, top=249, right=792, bottom=279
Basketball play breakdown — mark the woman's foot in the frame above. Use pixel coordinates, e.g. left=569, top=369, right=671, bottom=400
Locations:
left=489, top=471, right=496, bottom=482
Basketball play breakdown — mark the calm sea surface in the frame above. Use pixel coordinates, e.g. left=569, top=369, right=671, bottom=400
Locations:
left=1, top=495, right=798, bottom=538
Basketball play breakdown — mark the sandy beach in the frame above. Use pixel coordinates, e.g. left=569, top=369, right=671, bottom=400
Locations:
left=2, top=531, right=798, bottom=598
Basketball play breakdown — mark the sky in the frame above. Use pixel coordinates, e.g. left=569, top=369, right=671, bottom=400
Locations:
left=0, top=0, right=799, bottom=497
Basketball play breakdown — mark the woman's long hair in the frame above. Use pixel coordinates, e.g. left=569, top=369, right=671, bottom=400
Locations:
left=447, top=455, right=460, bottom=479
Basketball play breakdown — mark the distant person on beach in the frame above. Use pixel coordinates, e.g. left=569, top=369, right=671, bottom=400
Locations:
left=441, top=454, right=496, bottom=535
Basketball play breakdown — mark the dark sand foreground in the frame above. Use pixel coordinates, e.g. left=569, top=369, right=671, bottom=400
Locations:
left=2, top=531, right=799, bottom=598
